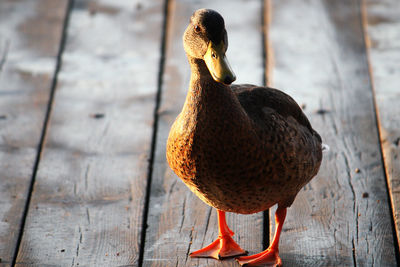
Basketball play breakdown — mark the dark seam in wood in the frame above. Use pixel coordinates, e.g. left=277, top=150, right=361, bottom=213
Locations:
left=328, top=91, right=339, bottom=135
left=342, top=152, right=356, bottom=212
left=262, top=0, right=268, bottom=87
left=359, top=0, right=400, bottom=263
left=352, top=237, right=357, bottom=267
left=263, top=210, right=270, bottom=251
left=168, top=179, right=177, bottom=198
left=184, top=226, right=194, bottom=263
left=137, top=0, right=170, bottom=266
left=356, top=205, right=359, bottom=247
left=200, top=207, right=213, bottom=249
left=10, top=0, right=75, bottom=265
left=75, top=226, right=82, bottom=258
left=262, top=0, right=271, bottom=251
left=0, top=39, right=10, bottom=72
left=86, top=207, right=90, bottom=225
left=84, top=164, right=90, bottom=191
left=179, top=196, right=187, bottom=233
left=343, top=150, right=361, bottom=255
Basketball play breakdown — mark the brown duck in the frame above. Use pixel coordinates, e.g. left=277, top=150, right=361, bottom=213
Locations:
left=166, top=9, right=323, bottom=266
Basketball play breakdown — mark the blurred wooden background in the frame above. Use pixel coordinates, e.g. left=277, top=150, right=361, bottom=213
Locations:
left=0, top=0, right=399, bottom=266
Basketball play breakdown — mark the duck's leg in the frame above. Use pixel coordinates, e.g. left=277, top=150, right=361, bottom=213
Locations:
left=236, top=207, right=287, bottom=266
left=190, top=209, right=247, bottom=259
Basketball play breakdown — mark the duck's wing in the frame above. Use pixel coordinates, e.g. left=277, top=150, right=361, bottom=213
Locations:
left=231, top=84, right=321, bottom=142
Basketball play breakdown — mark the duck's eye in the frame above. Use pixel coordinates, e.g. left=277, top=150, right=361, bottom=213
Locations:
left=194, top=25, right=201, bottom=32
left=212, top=52, right=216, bottom=59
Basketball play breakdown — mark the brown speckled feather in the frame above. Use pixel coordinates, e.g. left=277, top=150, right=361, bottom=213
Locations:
left=166, top=58, right=322, bottom=214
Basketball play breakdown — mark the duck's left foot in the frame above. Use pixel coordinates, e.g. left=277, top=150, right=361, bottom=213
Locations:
left=190, top=234, right=247, bottom=259
left=236, top=207, right=287, bottom=266
left=236, top=249, right=281, bottom=266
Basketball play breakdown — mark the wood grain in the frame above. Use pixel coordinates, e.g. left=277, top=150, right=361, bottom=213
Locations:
left=143, top=0, right=265, bottom=266
left=0, top=0, right=68, bottom=265
left=268, top=0, right=396, bottom=265
left=364, top=0, right=400, bottom=248
left=2, top=0, right=397, bottom=266
left=14, top=0, right=164, bottom=266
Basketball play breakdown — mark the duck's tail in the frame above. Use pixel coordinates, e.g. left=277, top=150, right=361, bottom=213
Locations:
left=322, top=143, right=330, bottom=152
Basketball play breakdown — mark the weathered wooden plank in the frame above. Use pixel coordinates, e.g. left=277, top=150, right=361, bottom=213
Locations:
left=268, top=0, right=396, bottom=265
left=364, top=0, right=400, bottom=248
left=143, top=0, right=265, bottom=266
left=15, top=0, right=164, bottom=266
left=0, top=0, right=69, bottom=265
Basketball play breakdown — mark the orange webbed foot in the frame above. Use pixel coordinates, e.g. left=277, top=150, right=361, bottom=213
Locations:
left=190, top=234, right=247, bottom=259
left=190, top=210, right=247, bottom=259
left=236, top=207, right=287, bottom=266
left=236, top=249, right=281, bottom=266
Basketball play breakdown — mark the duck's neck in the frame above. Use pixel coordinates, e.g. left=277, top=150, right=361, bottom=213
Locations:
left=185, top=57, right=231, bottom=109
left=189, top=57, right=220, bottom=92
left=188, top=57, right=210, bottom=80
left=179, top=56, right=246, bottom=131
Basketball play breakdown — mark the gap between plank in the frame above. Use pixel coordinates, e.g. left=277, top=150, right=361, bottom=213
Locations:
left=10, top=0, right=75, bottom=266
left=137, top=0, right=171, bottom=266
left=359, top=0, right=400, bottom=263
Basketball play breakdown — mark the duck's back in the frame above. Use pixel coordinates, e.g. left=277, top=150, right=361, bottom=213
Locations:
left=232, top=85, right=317, bottom=137
left=232, top=85, right=322, bottom=205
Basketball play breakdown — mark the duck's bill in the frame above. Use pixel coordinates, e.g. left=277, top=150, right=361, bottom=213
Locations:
left=204, top=41, right=236, bottom=85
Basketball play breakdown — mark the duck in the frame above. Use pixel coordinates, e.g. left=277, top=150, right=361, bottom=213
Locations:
left=166, top=9, right=323, bottom=266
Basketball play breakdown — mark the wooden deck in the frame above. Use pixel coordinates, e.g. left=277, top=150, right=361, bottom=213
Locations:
left=0, top=0, right=399, bottom=266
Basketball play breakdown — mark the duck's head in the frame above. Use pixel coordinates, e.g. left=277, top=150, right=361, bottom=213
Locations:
left=183, top=9, right=236, bottom=85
